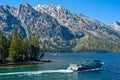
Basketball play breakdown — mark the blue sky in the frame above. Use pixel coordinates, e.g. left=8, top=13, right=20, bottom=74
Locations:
left=0, top=0, right=120, bottom=24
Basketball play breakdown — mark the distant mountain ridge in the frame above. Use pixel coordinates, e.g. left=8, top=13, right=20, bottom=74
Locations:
left=34, top=4, right=120, bottom=39
left=0, top=3, right=120, bottom=52
left=109, top=21, right=120, bottom=33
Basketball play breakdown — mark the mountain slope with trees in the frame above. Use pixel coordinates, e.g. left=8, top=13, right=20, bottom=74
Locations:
left=0, top=3, right=120, bottom=52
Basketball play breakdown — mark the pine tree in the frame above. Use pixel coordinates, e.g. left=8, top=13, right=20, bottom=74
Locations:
left=8, top=29, right=23, bottom=62
left=23, top=38, right=32, bottom=60
left=23, top=35, right=44, bottom=61
left=0, top=34, right=8, bottom=62
left=30, top=35, right=40, bottom=60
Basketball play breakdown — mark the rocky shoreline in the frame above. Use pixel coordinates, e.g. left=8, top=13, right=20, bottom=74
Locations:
left=0, top=60, right=52, bottom=67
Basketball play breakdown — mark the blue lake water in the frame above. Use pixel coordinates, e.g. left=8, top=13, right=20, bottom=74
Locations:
left=0, top=52, right=120, bottom=80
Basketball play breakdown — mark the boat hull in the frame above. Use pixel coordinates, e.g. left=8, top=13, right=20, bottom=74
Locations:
left=78, top=62, right=103, bottom=71
left=68, top=60, right=104, bottom=71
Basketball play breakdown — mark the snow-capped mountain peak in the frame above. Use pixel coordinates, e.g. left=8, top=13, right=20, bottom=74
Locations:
left=109, top=21, right=120, bottom=32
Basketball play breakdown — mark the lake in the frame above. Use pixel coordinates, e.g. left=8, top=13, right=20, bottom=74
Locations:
left=0, top=52, right=120, bottom=80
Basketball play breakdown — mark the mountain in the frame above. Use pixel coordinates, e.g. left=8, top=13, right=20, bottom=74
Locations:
left=109, top=21, right=120, bottom=32
left=0, top=3, right=120, bottom=52
left=34, top=4, right=120, bottom=39
left=0, top=5, right=26, bottom=38
left=0, top=4, right=75, bottom=51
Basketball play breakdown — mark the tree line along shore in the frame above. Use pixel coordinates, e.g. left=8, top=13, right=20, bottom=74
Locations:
left=0, top=29, right=45, bottom=65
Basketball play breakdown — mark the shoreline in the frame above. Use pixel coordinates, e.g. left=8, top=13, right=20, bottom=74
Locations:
left=0, top=60, right=52, bottom=67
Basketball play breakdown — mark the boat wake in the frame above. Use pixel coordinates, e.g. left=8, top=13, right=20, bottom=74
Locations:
left=0, top=69, right=73, bottom=76
left=0, top=66, right=103, bottom=76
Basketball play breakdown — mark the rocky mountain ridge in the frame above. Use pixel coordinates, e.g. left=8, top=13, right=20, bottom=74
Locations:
left=0, top=3, right=120, bottom=52
left=34, top=4, right=120, bottom=40
left=109, top=21, right=120, bottom=33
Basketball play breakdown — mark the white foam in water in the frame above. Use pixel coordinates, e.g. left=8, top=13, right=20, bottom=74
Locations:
left=0, top=69, right=73, bottom=76
left=0, top=68, right=102, bottom=76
